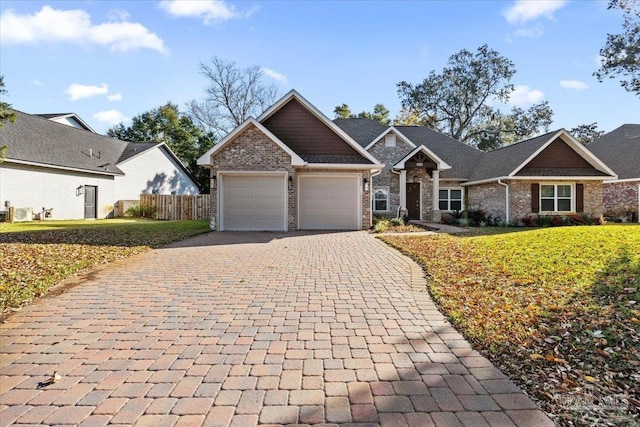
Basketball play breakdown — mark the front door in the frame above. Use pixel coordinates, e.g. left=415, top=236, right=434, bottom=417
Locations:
left=406, top=183, right=420, bottom=220
left=84, top=186, right=97, bottom=219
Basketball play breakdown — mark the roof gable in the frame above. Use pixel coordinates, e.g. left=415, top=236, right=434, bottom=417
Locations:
left=588, top=124, right=640, bottom=180
left=394, top=145, right=451, bottom=170
left=467, top=129, right=617, bottom=184
left=35, top=113, right=96, bottom=133
left=259, top=90, right=380, bottom=165
left=1, top=110, right=126, bottom=175
left=365, top=127, right=416, bottom=151
left=197, top=118, right=305, bottom=166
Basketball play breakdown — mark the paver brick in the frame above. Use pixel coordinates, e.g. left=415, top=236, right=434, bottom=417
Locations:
left=0, top=232, right=552, bottom=427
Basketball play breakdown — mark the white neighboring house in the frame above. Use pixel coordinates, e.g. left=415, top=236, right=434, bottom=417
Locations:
left=0, top=110, right=199, bottom=221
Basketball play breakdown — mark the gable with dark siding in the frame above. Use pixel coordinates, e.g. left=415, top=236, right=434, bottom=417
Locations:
left=262, top=99, right=372, bottom=164
left=517, top=137, right=607, bottom=176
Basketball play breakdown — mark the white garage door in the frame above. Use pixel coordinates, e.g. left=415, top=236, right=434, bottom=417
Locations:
left=221, top=174, right=286, bottom=231
left=299, top=175, right=360, bottom=230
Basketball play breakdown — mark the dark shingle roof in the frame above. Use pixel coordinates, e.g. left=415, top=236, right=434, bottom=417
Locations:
left=0, top=110, right=127, bottom=175
left=118, top=142, right=162, bottom=163
left=588, top=124, right=640, bottom=180
left=334, top=118, right=484, bottom=179
left=333, top=118, right=388, bottom=148
left=394, top=126, right=484, bottom=179
left=467, top=131, right=558, bottom=182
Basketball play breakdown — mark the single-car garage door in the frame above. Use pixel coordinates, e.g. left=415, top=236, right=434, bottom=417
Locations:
left=221, top=174, right=286, bottom=231
left=298, top=175, right=360, bottom=230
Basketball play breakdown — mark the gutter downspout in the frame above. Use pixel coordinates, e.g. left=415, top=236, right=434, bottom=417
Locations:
left=370, top=169, right=382, bottom=227
left=498, top=180, right=509, bottom=224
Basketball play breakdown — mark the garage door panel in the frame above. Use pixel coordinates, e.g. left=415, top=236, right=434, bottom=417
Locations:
left=222, top=175, right=285, bottom=231
left=299, top=176, right=360, bottom=230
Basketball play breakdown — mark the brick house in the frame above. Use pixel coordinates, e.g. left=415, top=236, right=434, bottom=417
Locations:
left=197, top=90, right=617, bottom=230
left=587, top=124, right=640, bottom=222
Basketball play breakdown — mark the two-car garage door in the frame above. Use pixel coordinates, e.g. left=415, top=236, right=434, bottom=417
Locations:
left=219, top=174, right=360, bottom=231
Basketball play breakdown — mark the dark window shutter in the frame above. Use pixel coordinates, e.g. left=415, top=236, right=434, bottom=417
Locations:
left=531, top=183, right=539, bottom=213
left=576, top=183, right=584, bottom=213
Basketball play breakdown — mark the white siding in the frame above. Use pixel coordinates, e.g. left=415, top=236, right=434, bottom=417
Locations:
left=114, top=147, right=199, bottom=201
left=49, top=116, right=86, bottom=130
left=0, top=163, right=115, bottom=220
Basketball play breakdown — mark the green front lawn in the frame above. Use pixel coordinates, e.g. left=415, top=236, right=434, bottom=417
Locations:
left=382, top=225, right=639, bottom=425
left=0, top=219, right=210, bottom=314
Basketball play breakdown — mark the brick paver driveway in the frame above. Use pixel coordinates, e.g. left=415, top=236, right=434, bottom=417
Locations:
left=0, top=231, right=554, bottom=426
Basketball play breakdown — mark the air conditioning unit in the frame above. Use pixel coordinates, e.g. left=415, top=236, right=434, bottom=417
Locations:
left=12, top=207, right=33, bottom=223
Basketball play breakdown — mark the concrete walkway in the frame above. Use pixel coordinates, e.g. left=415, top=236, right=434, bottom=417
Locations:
left=0, top=231, right=553, bottom=426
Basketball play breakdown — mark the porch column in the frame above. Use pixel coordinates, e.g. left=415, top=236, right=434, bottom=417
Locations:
left=399, top=170, right=407, bottom=210
left=432, top=169, right=440, bottom=222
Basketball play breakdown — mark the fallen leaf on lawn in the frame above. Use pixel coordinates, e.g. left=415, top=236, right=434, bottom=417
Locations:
left=530, top=353, right=545, bottom=360
left=584, top=375, right=597, bottom=383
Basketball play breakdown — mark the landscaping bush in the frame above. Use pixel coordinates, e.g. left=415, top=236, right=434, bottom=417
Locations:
left=374, top=219, right=390, bottom=233
left=520, top=214, right=537, bottom=227
left=466, top=209, right=487, bottom=226
left=125, top=205, right=156, bottom=218
left=389, top=217, right=404, bottom=227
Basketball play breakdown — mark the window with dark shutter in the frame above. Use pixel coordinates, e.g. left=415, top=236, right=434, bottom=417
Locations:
left=531, top=183, right=540, bottom=213
left=576, top=183, right=584, bottom=213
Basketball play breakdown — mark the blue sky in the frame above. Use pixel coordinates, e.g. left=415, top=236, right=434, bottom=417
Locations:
left=0, top=0, right=637, bottom=135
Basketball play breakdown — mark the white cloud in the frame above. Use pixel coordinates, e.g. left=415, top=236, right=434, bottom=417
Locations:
left=0, top=6, right=166, bottom=53
left=560, top=80, right=589, bottom=90
left=513, top=24, right=545, bottom=38
left=509, top=85, right=545, bottom=106
left=504, top=0, right=567, bottom=24
left=93, top=110, right=128, bottom=125
left=262, top=68, right=288, bottom=83
left=65, top=83, right=109, bottom=101
left=159, top=0, right=237, bottom=23
left=107, top=93, right=123, bottom=101
left=30, top=79, right=42, bottom=86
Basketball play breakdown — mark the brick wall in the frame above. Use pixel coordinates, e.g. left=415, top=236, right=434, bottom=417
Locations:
left=208, top=124, right=295, bottom=230
left=467, top=182, right=507, bottom=221
left=369, top=136, right=414, bottom=216
left=603, top=181, right=639, bottom=218
left=207, top=124, right=373, bottom=230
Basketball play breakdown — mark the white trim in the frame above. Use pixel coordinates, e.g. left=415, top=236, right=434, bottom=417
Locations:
left=464, top=175, right=608, bottom=186
left=217, top=171, right=288, bottom=231
left=296, top=173, right=362, bottom=230
left=394, top=145, right=451, bottom=170
left=509, top=130, right=618, bottom=179
left=301, top=163, right=383, bottom=170
left=257, top=90, right=381, bottom=166
left=437, top=186, right=464, bottom=212
left=539, top=182, right=575, bottom=214
left=365, top=127, right=416, bottom=151
left=399, top=170, right=407, bottom=211
left=603, top=177, right=640, bottom=184
left=197, top=118, right=306, bottom=167
left=2, top=158, right=122, bottom=176
left=373, top=186, right=390, bottom=213
left=42, top=113, right=97, bottom=133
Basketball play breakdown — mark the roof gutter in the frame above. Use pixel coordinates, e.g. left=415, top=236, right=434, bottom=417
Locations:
left=301, top=163, right=383, bottom=170
left=2, top=158, right=123, bottom=176
left=497, top=179, right=509, bottom=223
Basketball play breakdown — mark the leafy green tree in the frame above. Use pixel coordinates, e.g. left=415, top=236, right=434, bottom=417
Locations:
left=107, top=103, right=215, bottom=191
left=595, top=0, right=640, bottom=96
left=334, top=103, right=354, bottom=119
left=0, top=76, right=17, bottom=162
left=397, top=44, right=553, bottom=149
left=569, top=123, right=605, bottom=145
left=334, top=103, right=391, bottom=125
left=188, top=57, right=279, bottom=138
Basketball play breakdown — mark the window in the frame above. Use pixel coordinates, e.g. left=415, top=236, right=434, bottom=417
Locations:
left=540, top=184, right=572, bottom=212
left=439, top=188, right=463, bottom=211
left=384, top=134, right=396, bottom=148
left=373, top=187, right=389, bottom=211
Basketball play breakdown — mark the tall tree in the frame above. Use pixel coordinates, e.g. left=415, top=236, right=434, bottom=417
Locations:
left=107, top=103, right=215, bottom=191
left=334, top=103, right=391, bottom=125
left=569, top=123, right=605, bottom=145
left=334, top=103, right=354, bottom=119
left=358, top=104, right=391, bottom=126
left=187, top=57, right=279, bottom=138
left=595, top=0, right=640, bottom=96
left=397, top=44, right=553, bottom=149
left=0, top=76, right=17, bottom=162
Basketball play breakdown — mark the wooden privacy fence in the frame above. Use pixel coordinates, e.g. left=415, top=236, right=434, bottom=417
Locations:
left=140, top=194, right=210, bottom=220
